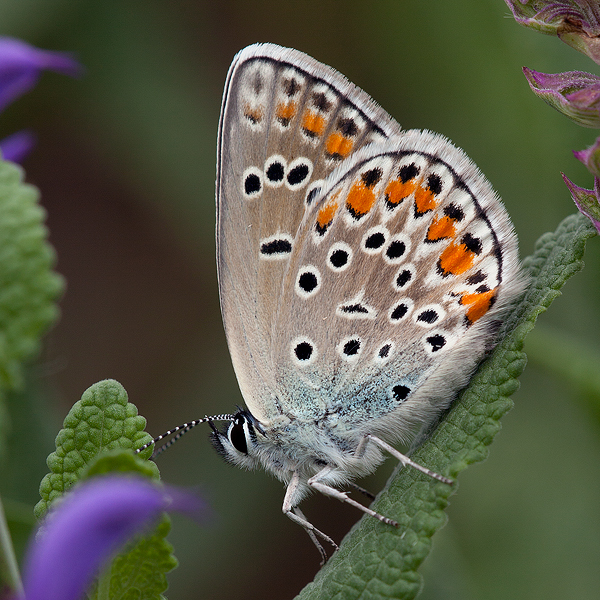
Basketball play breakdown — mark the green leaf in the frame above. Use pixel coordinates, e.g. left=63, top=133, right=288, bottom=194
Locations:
left=0, top=158, right=63, bottom=454
left=0, top=159, right=63, bottom=387
left=83, top=447, right=158, bottom=480
left=34, top=379, right=152, bottom=518
left=296, top=213, right=597, bottom=600
left=85, top=470, right=177, bottom=600
left=34, top=379, right=177, bottom=600
left=90, top=516, right=177, bottom=600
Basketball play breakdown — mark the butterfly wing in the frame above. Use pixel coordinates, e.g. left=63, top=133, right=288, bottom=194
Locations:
left=270, top=131, right=526, bottom=442
left=216, top=44, right=402, bottom=423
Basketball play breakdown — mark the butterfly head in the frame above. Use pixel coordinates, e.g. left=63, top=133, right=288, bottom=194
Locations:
left=210, top=410, right=266, bottom=470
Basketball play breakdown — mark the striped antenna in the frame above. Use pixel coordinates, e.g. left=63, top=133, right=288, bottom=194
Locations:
left=135, top=414, right=234, bottom=458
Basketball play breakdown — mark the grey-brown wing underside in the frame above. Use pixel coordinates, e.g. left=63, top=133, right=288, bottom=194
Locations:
left=216, top=43, right=402, bottom=423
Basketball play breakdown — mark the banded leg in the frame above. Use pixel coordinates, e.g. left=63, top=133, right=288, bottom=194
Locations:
left=307, top=465, right=399, bottom=527
left=283, top=471, right=338, bottom=562
left=356, top=434, right=453, bottom=485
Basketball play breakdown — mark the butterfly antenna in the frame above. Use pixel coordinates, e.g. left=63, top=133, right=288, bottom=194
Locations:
left=135, top=414, right=234, bottom=458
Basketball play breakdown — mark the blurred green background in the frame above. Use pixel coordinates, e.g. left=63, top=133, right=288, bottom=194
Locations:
left=1, top=1, right=599, bottom=599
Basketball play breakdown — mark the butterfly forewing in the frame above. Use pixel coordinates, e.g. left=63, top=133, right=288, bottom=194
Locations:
left=217, top=44, right=401, bottom=422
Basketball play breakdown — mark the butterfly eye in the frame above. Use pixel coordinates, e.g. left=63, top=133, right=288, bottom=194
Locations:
left=228, top=416, right=248, bottom=454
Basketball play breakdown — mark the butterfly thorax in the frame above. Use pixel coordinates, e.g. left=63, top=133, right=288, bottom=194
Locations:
left=211, top=409, right=386, bottom=490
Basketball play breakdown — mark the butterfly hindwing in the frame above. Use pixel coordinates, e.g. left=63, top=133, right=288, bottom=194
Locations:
left=271, top=132, right=524, bottom=440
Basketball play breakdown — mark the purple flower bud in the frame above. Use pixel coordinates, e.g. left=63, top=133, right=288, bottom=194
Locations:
left=0, top=130, right=36, bottom=163
left=0, top=37, right=82, bottom=163
left=562, top=173, right=600, bottom=233
left=19, top=476, right=203, bottom=600
left=523, top=67, right=600, bottom=127
left=505, top=1, right=600, bottom=64
left=0, top=37, right=81, bottom=113
left=574, top=136, right=600, bottom=176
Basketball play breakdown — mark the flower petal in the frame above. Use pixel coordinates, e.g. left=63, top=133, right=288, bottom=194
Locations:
left=574, top=136, right=600, bottom=177
left=562, top=173, right=600, bottom=233
left=505, top=1, right=600, bottom=64
left=20, top=476, right=202, bottom=600
left=0, top=37, right=82, bottom=113
left=0, top=130, right=36, bottom=163
left=523, top=67, right=600, bottom=127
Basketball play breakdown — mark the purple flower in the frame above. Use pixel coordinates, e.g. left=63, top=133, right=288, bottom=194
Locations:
left=505, top=1, right=600, bottom=64
left=0, top=37, right=81, bottom=162
left=523, top=67, right=600, bottom=127
left=562, top=173, right=600, bottom=233
left=19, top=476, right=202, bottom=600
left=574, top=135, right=600, bottom=176
left=0, top=130, right=36, bottom=164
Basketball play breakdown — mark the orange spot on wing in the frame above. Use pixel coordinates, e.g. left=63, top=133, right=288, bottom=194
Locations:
left=385, top=178, right=416, bottom=207
left=414, top=184, right=437, bottom=215
left=438, top=240, right=476, bottom=276
left=302, top=110, right=326, bottom=136
left=243, top=104, right=263, bottom=124
left=316, top=192, right=341, bottom=234
left=460, top=289, right=496, bottom=323
left=426, top=216, right=456, bottom=242
left=325, top=132, right=353, bottom=158
left=346, top=180, right=376, bottom=219
left=276, top=101, right=297, bottom=124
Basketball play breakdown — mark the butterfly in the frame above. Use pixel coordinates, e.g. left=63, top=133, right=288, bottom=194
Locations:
left=142, top=43, right=525, bottom=562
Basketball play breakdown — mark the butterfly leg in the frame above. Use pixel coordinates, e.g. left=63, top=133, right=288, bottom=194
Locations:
left=293, top=507, right=329, bottom=565
left=307, top=465, right=399, bottom=527
left=283, top=470, right=338, bottom=563
left=359, top=434, right=453, bottom=485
